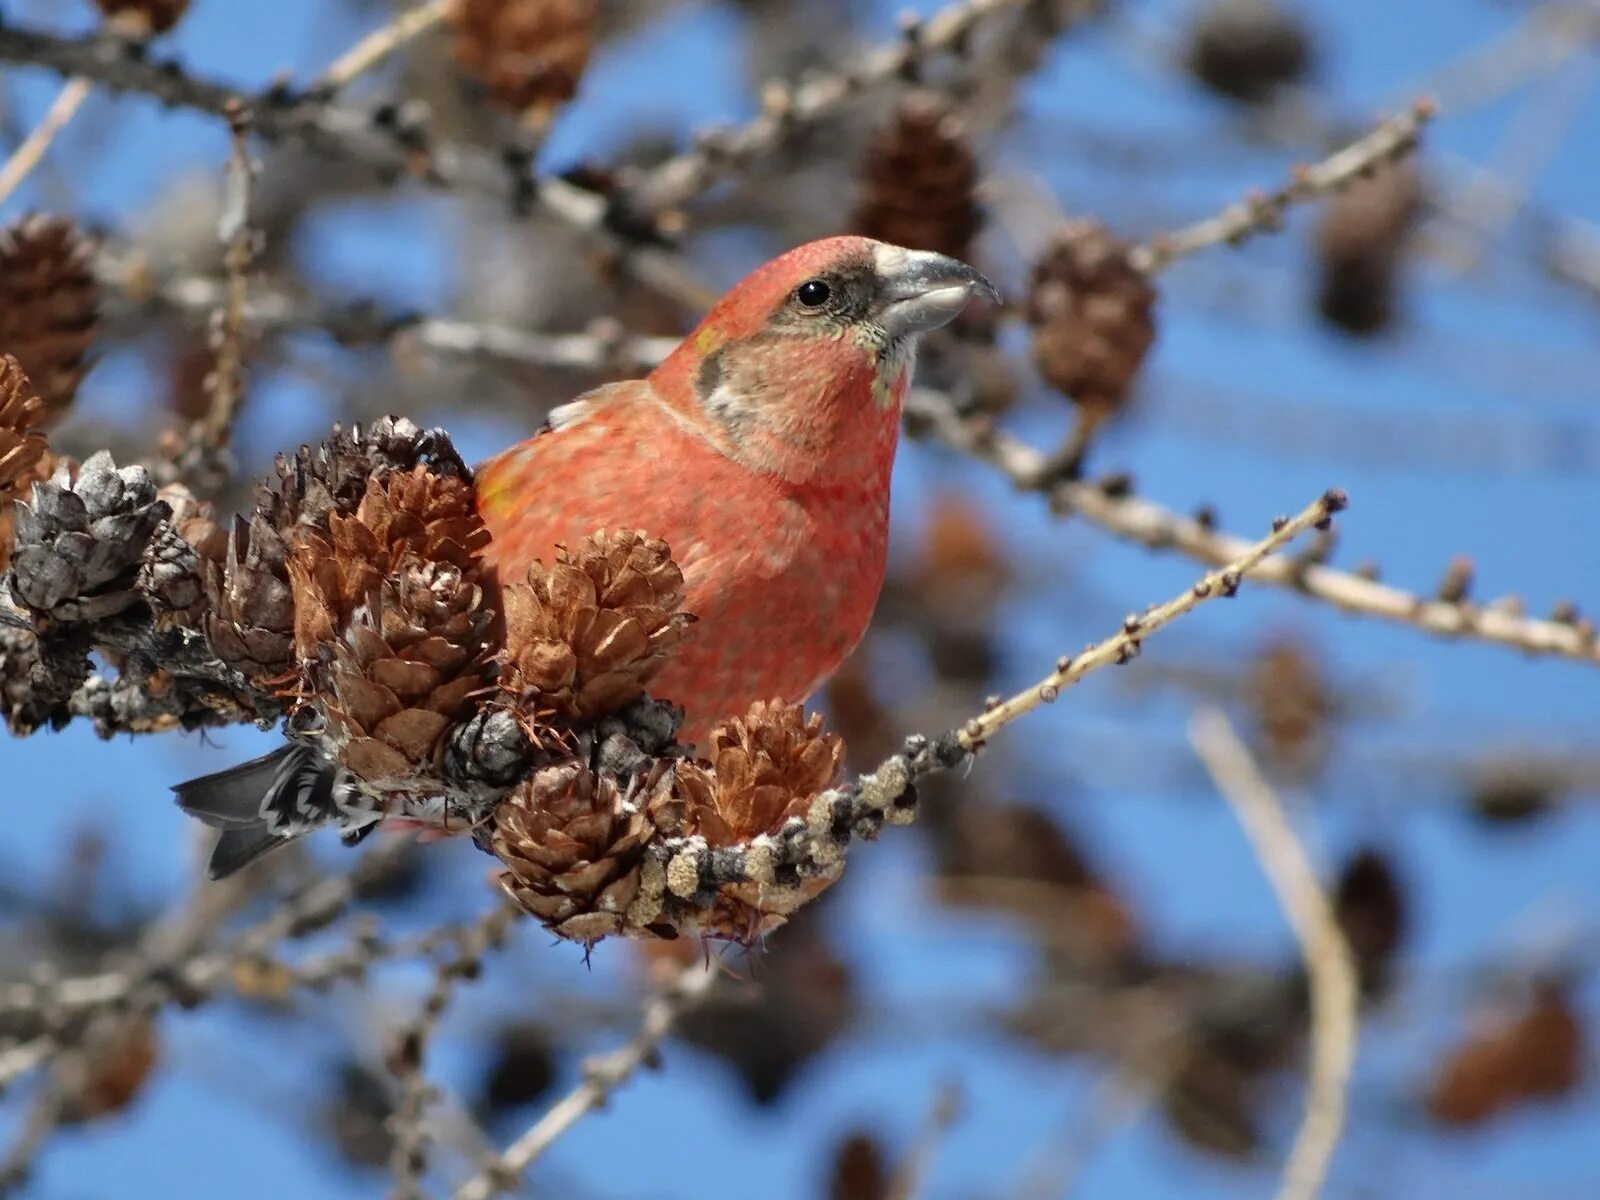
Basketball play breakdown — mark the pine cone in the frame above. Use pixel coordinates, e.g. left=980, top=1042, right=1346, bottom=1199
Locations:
left=657, top=701, right=843, bottom=939
left=1186, top=0, right=1314, bottom=105
left=1315, top=159, right=1422, bottom=335
left=59, top=1016, right=161, bottom=1124
left=854, top=92, right=982, bottom=263
left=204, top=419, right=470, bottom=682
left=1427, top=983, right=1584, bottom=1126
left=1333, top=848, right=1405, bottom=1000
left=452, top=0, right=597, bottom=118
left=322, top=560, right=496, bottom=782
left=287, top=468, right=488, bottom=662
left=1245, top=636, right=1328, bottom=779
left=94, top=0, right=189, bottom=36
left=8, top=452, right=168, bottom=624
left=1027, top=220, right=1157, bottom=417
left=502, top=529, right=692, bottom=723
left=0, top=216, right=98, bottom=423
left=491, top=760, right=656, bottom=942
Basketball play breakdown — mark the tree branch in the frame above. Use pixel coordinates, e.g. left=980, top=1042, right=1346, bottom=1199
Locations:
left=452, top=963, right=719, bottom=1200
left=1189, top=708, right=1359, bottom=1200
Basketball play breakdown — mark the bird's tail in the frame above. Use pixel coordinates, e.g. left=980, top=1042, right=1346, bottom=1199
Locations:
left=173, top=743, right=345, bottom=879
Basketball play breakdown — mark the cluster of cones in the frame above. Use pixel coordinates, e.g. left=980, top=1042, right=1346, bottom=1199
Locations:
left=0, top=211, right=851, bottom=947
left=201, top=417, right=852, bottom=944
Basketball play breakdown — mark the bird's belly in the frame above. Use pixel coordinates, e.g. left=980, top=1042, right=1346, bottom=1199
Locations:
left=654, top=519, right=886, bottom=743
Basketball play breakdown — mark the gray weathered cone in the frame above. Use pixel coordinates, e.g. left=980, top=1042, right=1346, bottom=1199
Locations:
left=8, top=452, right=168, bottom=622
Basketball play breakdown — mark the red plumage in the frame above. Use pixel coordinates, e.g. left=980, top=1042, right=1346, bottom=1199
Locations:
left=476, top=236, right=990, bottom=744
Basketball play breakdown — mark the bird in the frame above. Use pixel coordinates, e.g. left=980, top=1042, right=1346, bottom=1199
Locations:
left=175, top=237, right=997, bottom=877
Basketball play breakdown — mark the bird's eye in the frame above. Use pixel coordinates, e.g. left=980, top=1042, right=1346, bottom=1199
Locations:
left=795, top=279, right=831, bottom=308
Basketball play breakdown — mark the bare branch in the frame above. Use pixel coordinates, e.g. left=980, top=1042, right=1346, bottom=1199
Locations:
left=1129, top=101, right=1436, bottom=274
left=0, top=77, right=92, bottom=207
left=1189, top=708, right=1359, bottom=1200
left=904, top=390, right=1600, bottom=666
left=954, top=491, right=1346, bottom=749
left=452, top=964, right=719, bottom=1200
left=314, top=0, right=458, bottom=96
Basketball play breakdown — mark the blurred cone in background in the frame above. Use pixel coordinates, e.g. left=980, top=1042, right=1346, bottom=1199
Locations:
left=1314, top=158, right=1423, bottom=335
left=0, top=216, right=99, bottom=426
left=1186, top=0, right=1315, bottom=105
left=1027, top=220, right=1157, bottom=475
left=854, top=92, right=983, bottom=265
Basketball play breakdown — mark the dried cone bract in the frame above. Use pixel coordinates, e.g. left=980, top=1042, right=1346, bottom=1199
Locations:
left=1027, top=220, right=1157, bottom=422
left=502, top=530, right=692, bottom=723
left=452, top=0, right=597, bottom=120
left=0, top=216, right=99, bottom=423
left=287, top=468, right=488, bottom=662
left=0, top=357, right=53, bottom=572
left=661, top=701, right=845, bottom=938
left=855, top=92, right=982, bottom=263
left=492, top=761, right=656, bottom=942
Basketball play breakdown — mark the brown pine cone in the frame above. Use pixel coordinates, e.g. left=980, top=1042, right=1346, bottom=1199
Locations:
left=205, top=516, right=299, bottom=681
left=1245, top=636, right=1328, bottom=779
left=287, top=469, right=488, bottom=662
left=452, top=0, right=597, bottom=118
left=59, top=1016, right=161, bottom=1124
left=94, top=0, right=189, bottom=36
left=1186, top=0, right=1314, bottom=105
left=491, top=760, right=657, bottom=942
left=502, top=529, right=691, bottom=723
left=321, top=559, right=496, bottom=782
left=1314, top=159, right=1422, bottom=336
left=0, top=216, right=99, bottom=423
left=204, top=419, right=471, bottom=682
left=1027, top=220, right=1157, bottom=418
left=854, top=92, right=983, bottom=263
left=656, top=701, right=843, bottom=939
left=1426, top=983, right=1584, bottom=1126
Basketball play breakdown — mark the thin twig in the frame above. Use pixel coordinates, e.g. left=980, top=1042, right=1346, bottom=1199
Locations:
left=0, top=77, right=92, bottom=208
left=1129, top=100, right=1436, bottom=274
left=314, top=0, right=459, bottom=95
left=661, top=487, right=1347, bottom=911
left=195, top=102, right=258, bottom=460
left=1189, top=708, right=1358, bottom=1200
left=955, top=491, right=1344, bottom=749
left=903, top=390, right=1600, bottom=667
left=627, top=0, right=1096, bottom=216
left=452, top=964, right=718, bottom=1200
left=388, top=902, right=518, bottom=1200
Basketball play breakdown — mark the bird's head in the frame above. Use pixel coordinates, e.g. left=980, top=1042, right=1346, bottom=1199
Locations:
left=651, top=237, right=999, bottom=484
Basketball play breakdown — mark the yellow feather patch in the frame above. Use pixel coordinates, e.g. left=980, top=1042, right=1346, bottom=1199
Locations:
left=694, top=325, right=725, bottom=357
left=478, top=474, right=514, bottom=519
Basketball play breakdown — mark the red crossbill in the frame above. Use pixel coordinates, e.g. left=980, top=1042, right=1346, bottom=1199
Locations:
left=477, top=235, right=996, bottom=743
left=176, top=238, right=994, bottom=875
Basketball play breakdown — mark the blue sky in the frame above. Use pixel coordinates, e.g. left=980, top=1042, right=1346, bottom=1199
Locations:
left=2, top=0, right=1599, bottom=1196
